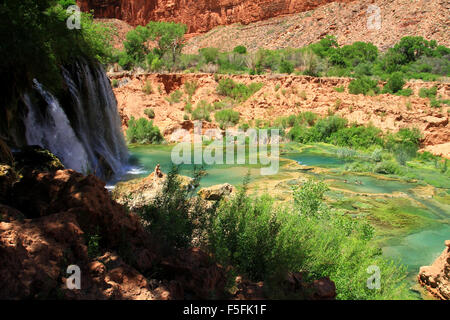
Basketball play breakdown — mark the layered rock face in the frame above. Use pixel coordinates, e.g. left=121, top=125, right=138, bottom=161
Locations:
left=418, top=241, right=450, bottom=300
left=77, top=0, right=352, bottom=33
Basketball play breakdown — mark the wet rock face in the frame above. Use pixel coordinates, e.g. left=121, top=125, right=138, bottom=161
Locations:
left=77, top=0, right=351, bottom=32
left=418, top=241, right=450, bottom=300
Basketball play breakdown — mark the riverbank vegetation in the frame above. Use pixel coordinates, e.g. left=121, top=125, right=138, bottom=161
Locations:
left=132, top=167, right=412, bottom=300
left=114, top=20, right=449, bottom=83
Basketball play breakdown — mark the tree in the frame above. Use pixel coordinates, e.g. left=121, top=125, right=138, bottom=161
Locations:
left=146, top=21, right=187, bottom=66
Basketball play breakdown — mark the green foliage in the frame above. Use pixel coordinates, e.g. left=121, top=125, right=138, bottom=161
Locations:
left=383, top=72, right=405, bottom=94
left=126, top=116, right=163, bottom=144
left=184, top=80, right=199, bottom=97
left=419, top=86, right=437, bottom=98
left=121, top=21, right=187, bottom=70
left=328, top=124, right=383, bottom=149
left=292, top=180, right=328, bottom=217
left=111, top=79, right=119, bottom=88
left=217, top=78, right=263, bottom=101
left=144, top=108, right=155, bottom=119
left=215, top=109, right=240, bottom=129
left=395, top=88, right=413, bottom=97
left=279, top=60, right=294, bottom=74
left=165, top=90, right=183, bottom=104
left=199, top=47, right=220, bottom=64
left=334, top=86, right=345, bottom=93
left=142, top=81, right=153, bottom=94
left=192, top=100, right=212, bottom=121
left=87, top=231, right=101, bottom=258
left=348, top=77, right=379, bottom=95
left=208, top=178, right=410, bottom=299
left=136, top=166, right=211, bottom=251
left=233, top=45, right=247, bottom=54
left=0, top=1, right=116, bottom=92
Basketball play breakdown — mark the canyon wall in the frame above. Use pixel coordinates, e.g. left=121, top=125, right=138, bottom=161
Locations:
left=77, top=0, right=352, bottom=33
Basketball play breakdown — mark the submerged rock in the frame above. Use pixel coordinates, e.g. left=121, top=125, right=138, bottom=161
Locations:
left=418, top=240, right=450, bottom=300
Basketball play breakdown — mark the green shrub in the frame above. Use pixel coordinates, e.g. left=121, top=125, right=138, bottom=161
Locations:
left=279, top=60, right=294, bottom=74
left=136, top=166, right=211, bottom=251
left=334, top=86, right=345, bottom=93
left=383, top=72, right=405, bottom=93
left=126, top=116, right=163, bottom=144
left=208, top=178, right=410, bottom=299
left=373, top=161, right=403, bottom=175
left=419, top=86, right=437, bottom=98
left=165, top=89, right=183, bottom=104
left=233, top=45, right=247, bottom=54
left=111, top=79, right=119, bottom=88
left=395, top=88, right=413, bottom=96
left=215, top=109, right=240, bottom=129
left=199, top=47, right=220, bottom=64
left=142, top=80, right=153, bottom=94
left=348, top=77, right=379, bottom=95
left=192, top=100, right=212, bottom=121
left=217, top=78, right=263, bottom=102
left=144, top=108, right=155, bottom=119
left=184, top=80, right=198, bottom=97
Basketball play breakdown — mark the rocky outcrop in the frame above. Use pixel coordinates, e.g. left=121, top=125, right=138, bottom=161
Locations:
left=233, top=273, right=336, bottom=300
left=111, top=72, right=450, bottom=158
left=77, top=0, right=352, bottom=33
left=0, top=157, right=226, bottom=299
left=418, top=241, right=450, bottom=300
left=198, top=183, right=234, bottom=201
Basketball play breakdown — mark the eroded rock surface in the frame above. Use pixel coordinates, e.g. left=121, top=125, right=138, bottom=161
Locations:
left=418, top=241, right=450, bottom=300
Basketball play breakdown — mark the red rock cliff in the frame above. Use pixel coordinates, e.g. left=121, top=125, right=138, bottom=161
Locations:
left=77, top=0, right=353, bottom=33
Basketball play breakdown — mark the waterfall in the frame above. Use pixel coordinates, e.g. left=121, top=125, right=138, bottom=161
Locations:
left=22, top=60, right=128, bottom=179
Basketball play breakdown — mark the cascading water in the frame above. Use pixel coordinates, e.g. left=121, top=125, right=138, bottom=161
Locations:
left=22, top=60, right=128, bottom=179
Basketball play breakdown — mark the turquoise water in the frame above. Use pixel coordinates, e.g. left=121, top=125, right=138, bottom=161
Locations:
left=124, top=145, right=265, bottom=187
left=121, top=144, right=450, bottom=290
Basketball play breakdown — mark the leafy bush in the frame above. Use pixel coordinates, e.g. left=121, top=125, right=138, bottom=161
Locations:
left=279, top=60, right=294, bottom=74
left=144, top=108, right=155, bottom=119
left=217, top=78, right=263, bottom=102
left=348, top=77, right=379, bottom=95
left=233, top=45, right=247, bottom=54
left=184, top=80, right=198, bottom=97
left=395, top=88, right=413, bottom=97
left=419, top=86, right=437, bottom=98
left=136, top=166, right=211, bottom=251
left=165, top=89, right=183, bottom=104
left=328, top=124, right=383, bottom=149
left=334, top=86, right=345, bottom=93
left=215, top=109, right=240, bottom=129
left=208, top=178, right=410, bottom=299
left=142, top=80, right=153, bottom=94
left=383, top=72, right=405, bottom=93
left=199, top=47, right=220, bottom=64
left=192, top=100, right=212, bottom=121
left=126, top=116, right=163, bottom=144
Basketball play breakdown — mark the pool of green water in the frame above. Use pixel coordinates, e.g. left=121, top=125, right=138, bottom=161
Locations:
left=121, top=144, right=450, bottom=294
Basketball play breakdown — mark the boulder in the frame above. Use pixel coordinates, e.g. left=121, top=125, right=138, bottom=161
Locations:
left=198, top=183, right=234, bottom=201
left=0, top=165, right=16, bottom=204
left=418, top=240, right=450, bottom=300
left=13, top=146, right=64, bottom=174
